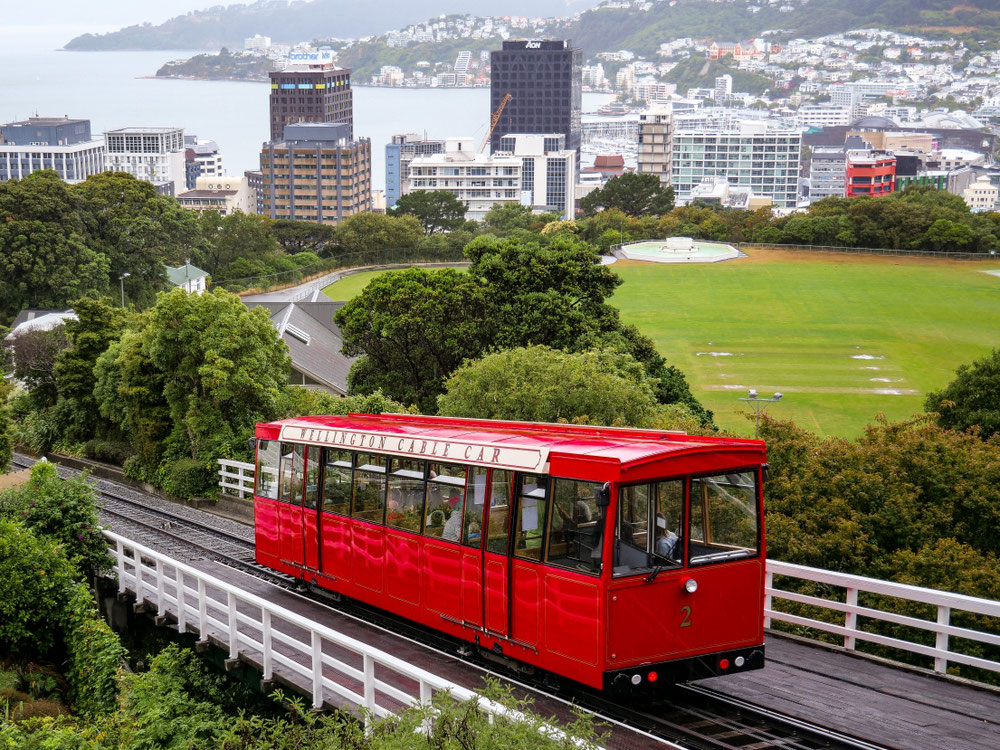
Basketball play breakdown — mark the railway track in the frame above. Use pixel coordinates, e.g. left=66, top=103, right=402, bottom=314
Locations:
left=12, top=453, right=889, bottom=750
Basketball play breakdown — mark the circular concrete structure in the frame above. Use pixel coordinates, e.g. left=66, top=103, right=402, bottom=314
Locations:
left=616, top=238, right=741, bottom=264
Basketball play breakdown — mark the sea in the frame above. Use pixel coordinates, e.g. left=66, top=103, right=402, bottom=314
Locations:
left=0, top=25, right=615, bottom=191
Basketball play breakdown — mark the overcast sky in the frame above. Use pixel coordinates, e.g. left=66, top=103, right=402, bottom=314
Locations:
left=7, top=0, right=226, bottom=28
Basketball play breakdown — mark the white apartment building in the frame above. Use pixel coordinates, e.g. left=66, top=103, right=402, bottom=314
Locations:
left=104, top=127, right=186, bottom=196
left=715, top=75, right=733, bottom=98
left=795, top=105, right=852, bottom=128
left=496, top=134, right=577, bottom=220
left=0, top=140, right=105, bottom=183
left=809, top=146, right=847, bottom=200
left=671, top=119, right=802, bottom=208
left=408, top=138, right=521, bottom=222
left=244, top=34, right=271, bottom=51
left=637, top=104, right=673, bottom=188
left=963, top=175, right=998, bottom=211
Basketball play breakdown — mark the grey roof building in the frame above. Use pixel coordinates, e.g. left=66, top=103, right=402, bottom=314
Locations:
left=243, top=299, right=354, bottom=395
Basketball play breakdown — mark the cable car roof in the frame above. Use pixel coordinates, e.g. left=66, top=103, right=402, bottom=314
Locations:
left=258, top=413, right=765, bottom=475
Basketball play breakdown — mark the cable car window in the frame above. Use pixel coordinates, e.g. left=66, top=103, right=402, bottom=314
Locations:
left=546, top=479, right=604, bottom=575
left=279, top=443, right=306, bottom=506
left=689, top=472, right=758, bottom=565
left=304, top=446, right=320, bottom=510
left=424, top=463, right=467, bottom=542
left=613, top=479, right=684, bottom=576
left=463, top=467, right=489, bottom=548
left=255, top=440, right=280, bottom=500
left=513, top=474, right=548, bottom=561
left=321, top=448, right=352, bottom=515
left=485, top=469, right=513, bottom=555
left=352, top=452, right=386, bottom=523
left=387, top=458, right=425, bottom=532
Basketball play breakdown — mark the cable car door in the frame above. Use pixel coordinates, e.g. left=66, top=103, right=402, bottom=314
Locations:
left=482, top=469, right=514, bottom=638
left=278, top=444, right=305, bottom=571
left=302, top=446, right=320, bottom=572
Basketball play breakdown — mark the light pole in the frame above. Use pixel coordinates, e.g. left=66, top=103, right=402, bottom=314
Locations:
left=738, top=388, right=783, bottom=439
left=119, top=272, right=130, bottom=307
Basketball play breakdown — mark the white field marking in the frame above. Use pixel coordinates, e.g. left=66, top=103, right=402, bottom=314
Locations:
left=981, top=269, right=1000, bottom=277
left=852, top=354, right=886, bottom=360
left=696, top=351, right=736, bottom=357
left=719, top=384, right=749, bottom=390
left=861, top=366, right=881, bottom=370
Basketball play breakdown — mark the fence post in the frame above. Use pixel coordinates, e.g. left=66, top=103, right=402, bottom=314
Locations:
left=935, top=606, right=951, bottom=674
left=117, top=539, right=126, bottom=594
left=135, top=549, right=144, bottom=605
left=312, top=631, right=323, bottom=709
left=262, top=610, right=272, bottom=680
left=198, top=579, right=208, bottom=639
left=764, top=570, right=774, bottom=628
left=227, top=591, right=239, bottom=659
left=156, top=559, right=166, bottom=616
left=176, top=570, right=186, bottom=632
left=844, top=587, right=858, bottom=650
left=363, top=654, right=376, bottom=714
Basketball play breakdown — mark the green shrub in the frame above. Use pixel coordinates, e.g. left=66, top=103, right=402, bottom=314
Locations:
left=0, top=519, right=77, bottom=660
left=4, top=462, right=110, bottom=576
left=63, top=584, right=126, bottom=717
left=162, top=458, right=215, bottom=500
left=83, top=439, right=134, bottom=466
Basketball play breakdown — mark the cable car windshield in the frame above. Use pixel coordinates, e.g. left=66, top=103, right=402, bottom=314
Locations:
left=613, top=471, right=759, bottom=577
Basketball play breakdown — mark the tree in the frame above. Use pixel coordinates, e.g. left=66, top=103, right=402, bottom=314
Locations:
left=53, top=297, right=127, bottom=441
left=271, top=219, right=337, bottom=256
left=482, top=203, right=536, bottom=234
left=10, top=326, right=70, bottom=408
left=335, top=268, right=493, bottom=412
left=73, top=171, right=202, bottom=307
left=197, top=210, right=281, bottom=279
left=0, top=172, right=110, bottom=321
left=333, top=212, right=423, bottom=257
left=580, top=172, right=675, bottom=217
left=392, top=190, right=468, bottom=235
left=142, top=288, right=291, bottom=467
left=464, top=234, right=623, bottom=350
left=438, top=346, right=660, bottom=426
left=925, top=349, right=1000, bottom=439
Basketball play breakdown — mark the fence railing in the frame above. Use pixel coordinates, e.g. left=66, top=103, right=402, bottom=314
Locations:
left=736, top=242, right=999, bottom=261
left=104, top=529, right=582, bottom=740
left=766, top=560, right=1000, bottom=676
left=217, top=459, right=255, bottom=499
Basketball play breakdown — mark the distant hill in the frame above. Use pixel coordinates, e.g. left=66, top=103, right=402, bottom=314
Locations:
left=663, top=57, right=772, bottom=97
left=64, top=0, right=602, bottom=51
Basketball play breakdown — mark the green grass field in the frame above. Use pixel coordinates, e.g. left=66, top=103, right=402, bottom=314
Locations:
left=612, top=252, right=1000, bottom=436
left=323, top=267, right=466, bottom=301
left=321, top=252, right=1000, bottom=437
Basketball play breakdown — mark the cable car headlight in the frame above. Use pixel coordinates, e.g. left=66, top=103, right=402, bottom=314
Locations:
left=684, top=578, right=698, bottom=594
left=630, top=674, right=642, bottom=686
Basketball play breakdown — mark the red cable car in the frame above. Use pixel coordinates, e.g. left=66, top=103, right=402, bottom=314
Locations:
left=252, top=414, right=767, bottom=691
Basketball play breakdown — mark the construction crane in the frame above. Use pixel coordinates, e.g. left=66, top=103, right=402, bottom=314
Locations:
left=479, top=93, right=512, bottom=153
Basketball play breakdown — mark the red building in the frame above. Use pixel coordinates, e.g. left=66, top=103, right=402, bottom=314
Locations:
left=846, top=149, right=896, bottom=198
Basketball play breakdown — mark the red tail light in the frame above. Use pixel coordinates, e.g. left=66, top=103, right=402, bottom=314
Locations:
left=719, top=658, right=730, bottom=670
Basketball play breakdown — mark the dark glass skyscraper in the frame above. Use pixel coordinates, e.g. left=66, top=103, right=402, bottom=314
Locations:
left=489, top=40, right=582, bottom=159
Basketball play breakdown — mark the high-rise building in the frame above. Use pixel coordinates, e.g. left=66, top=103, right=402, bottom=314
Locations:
left=269, top=52, right=352, bottom=142
left=245, top=169, right=264, bottom=215
left=809, top=147, right=849, bottom=201
left=103, top=126, right=186, bottom=195
left=489, top=40, right=582, bottom=160
left=671, top=118, right=801, bottom=208
left=714, top=75, right=733, bottom=99
left=260, top=122, right=371, bottom=225
left=637, top=104, right=673, bottom=188
left=496, top=134, right=577, bottom=219
left=0, top=116, right=105, bottom=183
left=385, top=134, right=445, bottom=207
left=407, top=138, right=521, bottom=222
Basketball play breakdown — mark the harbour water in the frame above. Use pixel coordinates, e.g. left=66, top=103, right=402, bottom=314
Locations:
left=0, top=26, right=614, bottom=190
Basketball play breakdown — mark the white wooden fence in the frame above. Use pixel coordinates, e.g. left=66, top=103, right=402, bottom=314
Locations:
left=217, top=459, right=255, bottom=499
left=104, top=530, right=587, bottom=742
left=766, top=560, right=1000, bottom=676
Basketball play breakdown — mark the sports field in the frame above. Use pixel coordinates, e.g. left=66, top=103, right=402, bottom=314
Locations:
left=612, top=250, right=1000, bottom=436
left=323, top=267, right=466, bottom=301
left=322, top=252, right=1000, bottom=437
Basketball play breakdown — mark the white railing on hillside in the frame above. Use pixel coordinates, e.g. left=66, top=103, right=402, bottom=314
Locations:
left=766, top=560, right=1000, bottom=676
left=217, top=459, right=255, bottom=499
left=104, top=530, right=584, bottom=742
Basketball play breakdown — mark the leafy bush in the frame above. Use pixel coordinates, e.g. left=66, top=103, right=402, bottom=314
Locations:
left=83, top=439, right=134, bottom=466
left=161, top=458, right=215, bottom=500
left=0, top=520, right=78, bottom=660
left=63, top=583, right=126, bottom=717
left=3, top=462, right=110, bottom=576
